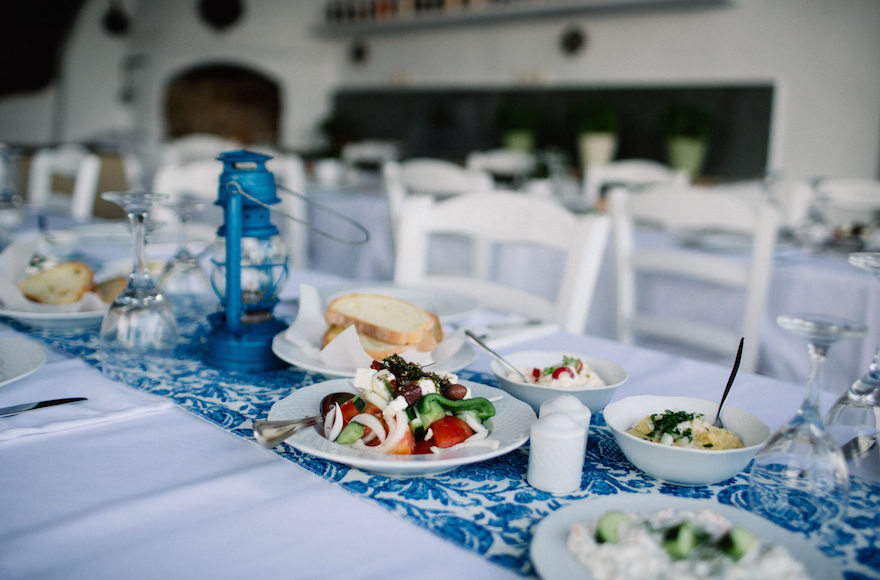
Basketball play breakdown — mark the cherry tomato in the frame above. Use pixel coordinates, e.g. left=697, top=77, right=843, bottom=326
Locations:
left=430, top=415, right=475, bottom=448
left=552, top=366, right=574, bottom=379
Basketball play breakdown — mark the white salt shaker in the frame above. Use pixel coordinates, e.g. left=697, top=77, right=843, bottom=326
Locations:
left=539, top=394, right=592, bottom=431
left=527, top=412, right=587, bottom=494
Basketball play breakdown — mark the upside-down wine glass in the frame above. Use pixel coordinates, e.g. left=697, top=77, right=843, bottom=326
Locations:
left=748, top=313, right=866, bottom=538
left=158, top=193, right=214, bottom=314
left=99, top=191, right=178, bottom=382
left=824, top=253, right=880, bottom=482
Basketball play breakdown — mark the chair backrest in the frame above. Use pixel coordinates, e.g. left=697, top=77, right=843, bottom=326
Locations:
left=394, top=190, right=611, bottom=333
left=609, top=184, right=779, bottom=373
left=582, top=159, right=688, bottom=208
left=342, top=140, right=399, bottom=170
left=161, top=133, right=241, bottom=166
left=383, top=158, right=493, bottom=246
left=465, top=149, right=536, bottom=186
left=27, top=143, right=102, bottom=221
left=814, top=177, right=880, bottom=227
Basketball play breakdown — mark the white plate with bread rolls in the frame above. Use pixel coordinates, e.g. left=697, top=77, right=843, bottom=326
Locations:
left=272, top=335, right=476, bottom=378
left=0, top=308, right=107, bottom=331
left=317, top=284, right=479, bottom=321
left=273, top=291, right=477, bottom=377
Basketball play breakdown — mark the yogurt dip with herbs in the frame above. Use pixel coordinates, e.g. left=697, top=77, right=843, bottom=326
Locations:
left=567, top=507, right=809, bottom=580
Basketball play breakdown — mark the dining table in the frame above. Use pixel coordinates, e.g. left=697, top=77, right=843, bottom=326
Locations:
left=1, top=254, right=878, bottom=579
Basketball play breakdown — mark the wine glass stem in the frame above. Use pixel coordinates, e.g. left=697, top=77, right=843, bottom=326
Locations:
left=131, top=211, right=149, bottom=281
left=804, top=343, right=828, bottom=413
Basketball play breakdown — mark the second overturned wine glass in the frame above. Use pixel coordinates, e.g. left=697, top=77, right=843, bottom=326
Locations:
left=748, top=313, right=866, bottom=538
left=99, top=190, right=178, bottom=382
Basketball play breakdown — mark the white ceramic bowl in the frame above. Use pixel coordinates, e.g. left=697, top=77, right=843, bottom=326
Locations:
left=603, top=395, right=772, bottom=486
left=489, top=350, right=628, bottom=414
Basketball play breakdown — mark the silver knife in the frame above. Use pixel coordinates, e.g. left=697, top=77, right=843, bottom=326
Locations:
left=0, top=397, right=87, bottom=418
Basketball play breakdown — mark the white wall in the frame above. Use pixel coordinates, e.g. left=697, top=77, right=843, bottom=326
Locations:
left=0, top=0, right=878, bottom=180
left=336, top=0, right=880, bottom=179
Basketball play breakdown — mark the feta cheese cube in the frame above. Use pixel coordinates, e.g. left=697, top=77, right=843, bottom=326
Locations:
left=352, top=368, right=377, bottom=391
left=383, top=395, right=408, bottom=420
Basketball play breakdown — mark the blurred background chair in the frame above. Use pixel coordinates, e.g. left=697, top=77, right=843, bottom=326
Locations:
left=383, top=158, right=493, bottom=244
left=342, top=140, right=399, bottom=172
left=582, top=159, right=688, bottom=208
left=465, top=148, right=536, bottom=189
left=27, top=143, right=102, bottom=221
left=609, top=184, right=779, bottom=373
left=393, top=190, right=611, bottom=333
left=813, top=177, right=880, bottom=229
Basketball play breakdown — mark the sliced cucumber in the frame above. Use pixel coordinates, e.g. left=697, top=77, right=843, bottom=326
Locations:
left=663, top=520, right=701, bottom=559
left=335, top=422, right=365, bottom=445
left=718, top=525, right=757, bottom=560
left=595, top=510, right=631, bottom=544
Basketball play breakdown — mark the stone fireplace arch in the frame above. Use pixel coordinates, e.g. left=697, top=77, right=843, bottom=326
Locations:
left=164, top=62, right=281, bottom=145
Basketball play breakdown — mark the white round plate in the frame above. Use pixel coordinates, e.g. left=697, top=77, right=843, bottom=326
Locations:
left=268, top=379, right=536, bottom=477
left=530, top=495, right=840, bottom=580
left=0, top=308, right=106, bottom=330
left=317, top=283, right=479, bottom=321
left=0, top=337, right=47, bottom=388
left=271, top=332, right=476, bottom=378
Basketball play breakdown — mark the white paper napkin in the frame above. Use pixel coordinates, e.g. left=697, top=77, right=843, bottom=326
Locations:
left=284, top=283, right=466, bottom=369
left=0, top=240, right=110, bottom=313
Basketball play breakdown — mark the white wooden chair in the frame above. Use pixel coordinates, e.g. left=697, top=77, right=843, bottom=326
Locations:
left=582, top=159, right=688, bottom=208
left=465, top=148, right=536, bottom=188
left=383, top=158, right=493, bottom=243
left=609, top=184, right=779, bottom=373
left=394, top=190, right=611, bottom=333
left=27, top=143, right=102, bottom=221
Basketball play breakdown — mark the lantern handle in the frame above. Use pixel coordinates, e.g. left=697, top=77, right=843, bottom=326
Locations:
left=225, top=181, right=370, bottom=245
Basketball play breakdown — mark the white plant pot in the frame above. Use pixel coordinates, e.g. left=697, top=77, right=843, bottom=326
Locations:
left=578, top=132, right=618, bottom=169
left=667, top=136, right=708, bottom=176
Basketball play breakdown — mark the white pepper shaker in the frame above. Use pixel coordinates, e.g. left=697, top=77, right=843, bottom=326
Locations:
left=539, top=394, right=592, bottom=431
left=527, top=412, right=587, bottom=494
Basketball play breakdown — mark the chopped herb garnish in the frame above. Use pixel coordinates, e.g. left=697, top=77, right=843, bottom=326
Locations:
left=374, top=354, right=452, bottom=395
left=648, top=410, right=703, bottom=442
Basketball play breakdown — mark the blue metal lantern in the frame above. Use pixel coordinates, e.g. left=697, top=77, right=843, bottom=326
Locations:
left=204, top=150, right=289, bottom=371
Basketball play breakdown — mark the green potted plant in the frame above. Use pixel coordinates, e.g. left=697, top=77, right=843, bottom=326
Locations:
left=660, top=102, right=715, bottom=176
left=495, top=103, right=545, bottom=152
left=574, top=98, right=621, bottom=169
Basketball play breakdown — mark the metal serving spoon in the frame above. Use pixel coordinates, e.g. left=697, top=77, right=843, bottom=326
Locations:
left=253, top=391, right=354, bottom=448
left=464, top=329, right=528, bottom=382
left=713, top=337, right=744, bottom=429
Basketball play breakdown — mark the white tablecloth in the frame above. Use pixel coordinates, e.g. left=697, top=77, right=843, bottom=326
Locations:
left=2, top=267, right=875, bottom=579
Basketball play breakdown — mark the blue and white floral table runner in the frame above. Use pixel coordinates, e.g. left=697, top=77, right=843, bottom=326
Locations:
left=12, top=315, right=880, bottom=580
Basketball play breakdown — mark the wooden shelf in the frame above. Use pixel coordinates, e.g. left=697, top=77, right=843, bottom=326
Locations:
left=314, top=0, right=728, bottom=37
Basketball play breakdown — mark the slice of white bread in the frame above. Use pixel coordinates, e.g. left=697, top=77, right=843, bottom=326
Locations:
left=16, top=261, right=95, bottom=305
left=95, top=276, right=128, bottom=303
left=324, top=293, right=443, bottom=346
left=322, top=322, right=441, bottom=359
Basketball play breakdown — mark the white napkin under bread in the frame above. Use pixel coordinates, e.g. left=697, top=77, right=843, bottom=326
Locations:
left=284, top=284, right=466, bottom=370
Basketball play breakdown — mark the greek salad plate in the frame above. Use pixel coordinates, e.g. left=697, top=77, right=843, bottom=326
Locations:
left=0, top=337, right=47, bottom=388
left=267, top=379, right=536, bottom=477
left=317, top=283, right=479, bottom=321
left=530, top=495, right=839, bottom=580
left=271, top=333, right=476, bottom=378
